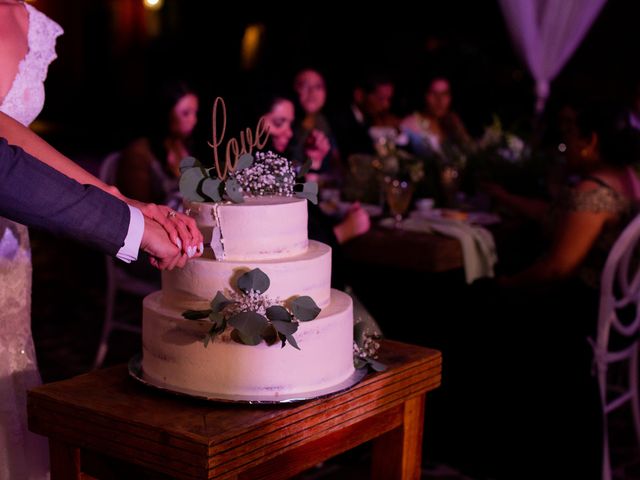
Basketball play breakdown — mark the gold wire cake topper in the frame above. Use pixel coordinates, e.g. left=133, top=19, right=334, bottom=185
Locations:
left=208, top=97, right=270, bottom=181
left=179, top=97, right=317, bottom=204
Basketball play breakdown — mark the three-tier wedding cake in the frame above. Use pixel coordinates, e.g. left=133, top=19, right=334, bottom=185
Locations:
left=141, top=139, right=355, bottom=399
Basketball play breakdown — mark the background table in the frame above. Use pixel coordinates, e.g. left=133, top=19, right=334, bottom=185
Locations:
left=343, top=225, right=463, bottom=273
left=28, top=340, right=442, bottom=480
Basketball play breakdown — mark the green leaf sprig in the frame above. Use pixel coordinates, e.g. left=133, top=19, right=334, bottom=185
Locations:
left=182, top=268, right=321, bottom=349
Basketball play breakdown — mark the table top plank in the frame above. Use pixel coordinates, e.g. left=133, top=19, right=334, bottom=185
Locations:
left=28, top=341, right=441, bottom=479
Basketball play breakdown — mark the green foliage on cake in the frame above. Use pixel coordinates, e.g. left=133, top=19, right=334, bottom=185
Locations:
left=353, top=322, right=386, bottom=371
left=182, top=268, right=321, bottom=349
left=179, top=153, right=318, bottom=204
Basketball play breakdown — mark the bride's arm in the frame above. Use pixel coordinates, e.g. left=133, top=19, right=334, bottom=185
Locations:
left=0, top=111, right=204, bottom=255
left=0, top=111, right=123, bottom=198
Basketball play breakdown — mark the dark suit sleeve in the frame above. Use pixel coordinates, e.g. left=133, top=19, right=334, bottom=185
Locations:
left=0, top=138, right=130, bottom=256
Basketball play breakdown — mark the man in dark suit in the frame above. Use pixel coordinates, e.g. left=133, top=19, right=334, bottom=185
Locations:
left=0, top=137, right=186, bottom=269
left=332, top=74, right=396, bottom=160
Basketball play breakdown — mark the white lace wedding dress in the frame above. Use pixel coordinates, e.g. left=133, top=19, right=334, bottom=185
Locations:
left=0, top=3, right=63, bottom=479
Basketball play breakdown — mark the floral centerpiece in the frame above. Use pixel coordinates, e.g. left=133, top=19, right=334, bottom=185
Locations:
left=477, top=115, right=528, bottom=164
left=465, top=114, right=535, bottom=191
left=343, top=127, right=423, bottom=204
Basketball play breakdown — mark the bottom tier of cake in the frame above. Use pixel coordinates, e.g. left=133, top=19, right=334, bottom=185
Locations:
left=142, top=290, right=355, bottom=399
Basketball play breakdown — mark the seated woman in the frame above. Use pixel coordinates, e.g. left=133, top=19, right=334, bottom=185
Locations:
left=290, top=68, right=341, bottom=183
left=401, top=76, right=474, bottom=161
left=440, top=108, right=640, bottom=479
left=258, top=94, right=371, bottom=288
left=114, top=81, right=199, bottom=284
left=116, top=81, right=199, bottom=211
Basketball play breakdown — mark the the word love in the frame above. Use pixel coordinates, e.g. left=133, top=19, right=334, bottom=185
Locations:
left=209, top=97, right=270, bottom=180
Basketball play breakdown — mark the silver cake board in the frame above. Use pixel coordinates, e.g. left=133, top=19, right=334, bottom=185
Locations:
left=128, top=354, right=367, bottom=405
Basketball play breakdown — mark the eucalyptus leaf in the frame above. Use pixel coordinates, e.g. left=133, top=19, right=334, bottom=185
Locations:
left=182, top=309, right=212, bottom=320
left=262, top=324, right=279, bottom=346
left=266, top=305, right=292, bottom=323
left=237, top=268, right=270, bottom=294
left=224, top=178, right=244, bottom=203
left=179, top=156, right=201, bottom=173
left=366, top=358, right=388, bottom=372
left=354, top=357, right=368, bottom=369
left=235, top=153, right=254, bottom=171
left=294, top=188, right=318, bottom=205
left=203, top=334, right=212, bottom=348
left=297, top=157, right=312, bottom=178
left=271, top=320, right=298, bottom=336
left=179, top=167, right=207, bottom=201
left=208, top=311, right=226, bottom=329
left=232, top=328, right=263, bottom=346
left=291, top=296, right=321, bottom=321
left=279, top=332, right=301, bottom=350
left=210, top=291, right=234, bottom=313
left=354, top=322, right=368, bottom=346
left=228, top=311, right=269, bottom=346
left=201, top=177, right=222, bottom=202
left=302, top=182, right=319, bottom=195
left=286, top=333, right=301, bottom=350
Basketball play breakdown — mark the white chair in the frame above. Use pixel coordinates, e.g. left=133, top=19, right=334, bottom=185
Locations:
left=93, top=153, right=156, bottom=368
left=592, top=213, right=640, bottom=480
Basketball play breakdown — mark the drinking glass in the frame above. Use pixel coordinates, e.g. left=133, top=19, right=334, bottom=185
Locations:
left=440, top=164, right=461, bottom=208
left=384, top=177, right=414, bottom=228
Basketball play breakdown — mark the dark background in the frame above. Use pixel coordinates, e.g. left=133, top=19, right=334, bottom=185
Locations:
left=32, top=0, right=640, bottom=159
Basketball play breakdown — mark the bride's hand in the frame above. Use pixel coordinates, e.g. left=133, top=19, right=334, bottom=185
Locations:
left=128, top=199, right=203, bottom=257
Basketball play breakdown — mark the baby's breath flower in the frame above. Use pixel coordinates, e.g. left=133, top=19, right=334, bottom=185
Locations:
left=230, top=151, right=296, bottom=197
left=353, top=332, right=382, bottom=360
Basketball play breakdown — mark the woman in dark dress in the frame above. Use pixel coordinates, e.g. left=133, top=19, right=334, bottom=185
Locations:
left=439, top=109, right=640, bottom=479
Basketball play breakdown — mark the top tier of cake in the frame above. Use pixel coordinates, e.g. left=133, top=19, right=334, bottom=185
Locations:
left=186, top=196, right=308, bottom=261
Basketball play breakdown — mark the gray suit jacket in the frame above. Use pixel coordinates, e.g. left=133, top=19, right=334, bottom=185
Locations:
left=0, top=138, right=130, bottom=256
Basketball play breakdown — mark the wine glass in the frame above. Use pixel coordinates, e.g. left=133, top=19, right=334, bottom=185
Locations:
left=384, top=177, right=414, bottom=228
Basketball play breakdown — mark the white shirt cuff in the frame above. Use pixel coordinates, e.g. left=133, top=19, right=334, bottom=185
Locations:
left=116, top=206, right=144, bottom=263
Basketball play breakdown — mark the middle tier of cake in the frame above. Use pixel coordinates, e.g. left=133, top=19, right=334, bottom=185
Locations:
left=162, top=240, right=332, bottom=310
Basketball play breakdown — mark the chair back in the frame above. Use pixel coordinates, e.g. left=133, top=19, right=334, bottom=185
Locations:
left=596, top=213, right=640, bottom=356
left=94, top=150, right=150, bottom=369
left=99, top=152, right=121, bottom=185
left=594, top=212, right=640, bottom=480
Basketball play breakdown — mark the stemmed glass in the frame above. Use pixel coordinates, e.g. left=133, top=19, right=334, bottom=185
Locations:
left=384, top=176, right=414, bottom=228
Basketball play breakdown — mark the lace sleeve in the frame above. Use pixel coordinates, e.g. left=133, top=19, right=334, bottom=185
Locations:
left=560, top=185, right=627, bottom=214
left=25, top=4, right=63, bottom=82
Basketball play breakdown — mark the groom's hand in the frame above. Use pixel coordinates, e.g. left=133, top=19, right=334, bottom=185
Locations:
left=140, top=217, right=187, bottom=270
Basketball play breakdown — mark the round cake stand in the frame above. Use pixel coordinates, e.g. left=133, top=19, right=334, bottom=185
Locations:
left=128, top=354, right=368, bottom=404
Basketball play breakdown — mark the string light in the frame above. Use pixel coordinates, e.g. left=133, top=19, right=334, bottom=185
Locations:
left=241, top=24, right=265, bottom=70
left=143, top=0, right=163, bottom=11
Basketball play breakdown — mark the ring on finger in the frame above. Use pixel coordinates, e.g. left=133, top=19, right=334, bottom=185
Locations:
left=167, top=210, right=177, bottom=218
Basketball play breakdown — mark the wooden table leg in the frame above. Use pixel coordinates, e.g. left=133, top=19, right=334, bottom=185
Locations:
left=371, top=394, right=426, bottom=480
left=49, top=440, right=81, bottom=480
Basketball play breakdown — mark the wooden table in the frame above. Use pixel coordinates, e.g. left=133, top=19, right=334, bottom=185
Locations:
left=28, top=340, right=442, bottom=480
left=343, top=225, right=463, bottom=273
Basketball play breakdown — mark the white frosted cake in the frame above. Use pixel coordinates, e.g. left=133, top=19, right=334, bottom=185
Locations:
left=141, top=196, right=355, bottom=399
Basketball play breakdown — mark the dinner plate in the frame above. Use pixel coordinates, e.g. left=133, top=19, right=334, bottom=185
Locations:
left=320, top=201, right=383, bottom=218
left=411, top=209, right=501, bottom=226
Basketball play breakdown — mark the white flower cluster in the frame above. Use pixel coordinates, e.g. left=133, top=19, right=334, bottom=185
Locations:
left=479, top=115, right=528, bottom=164
left=497, top=133, right=526, bottom=163
left=231, top=151, right=296, bottom=196
left=223, top=289, right=277, bottom=317
left=353, top=332, right=382, bottom=360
